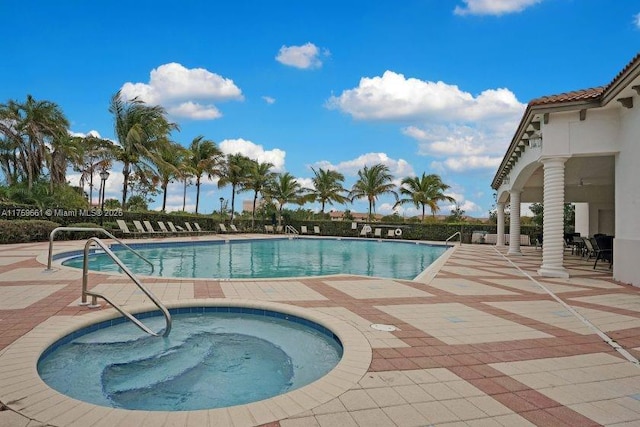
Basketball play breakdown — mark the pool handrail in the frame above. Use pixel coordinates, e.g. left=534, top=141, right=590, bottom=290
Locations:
left=445, top=231, right=462, bottom=246
left=284, top=225, right=299, bottom=235
left=47, top=226, right=154, bottom=273
left=81, top=237, right=171, bottom=337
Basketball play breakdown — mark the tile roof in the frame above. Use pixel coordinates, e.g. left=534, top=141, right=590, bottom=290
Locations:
left=529, top=87, right=604, bottom=106
left=528, top=52, right=640, bottom=107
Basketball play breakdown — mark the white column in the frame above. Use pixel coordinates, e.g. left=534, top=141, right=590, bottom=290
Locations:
left=538, top=157, right=569, bottom=278
left=496, top=203, right=505, bottom=246
left=508, top=191, right=522, bottom=255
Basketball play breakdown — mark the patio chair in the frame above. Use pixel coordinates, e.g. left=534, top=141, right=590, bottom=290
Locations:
left=374, top=228, right=382, bottom=238
left=143, top=220, right=159, bottom=233
left=582, top=237, right=595, bottom=260
left=230, top=224, right=239, bottom=233
left=116, top=219, right=134, bottom=235
left=592, top=236, right=613, bottom=269
left=300, top=225, right=309, bottom=234
left=313, top=226, right=321, bottom=235
left=360, top=225, right=372, bottom=237
left=132, top=220, right=149, bottom=234
left=167, top=221, right=182, bottom=233
left=157, top=221, right=172, bottom=233
left=219, top=224, right=228, bottom=233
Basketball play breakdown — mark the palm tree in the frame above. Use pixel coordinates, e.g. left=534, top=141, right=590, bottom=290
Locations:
left=217, top=153, right=251, bottom=222
left=241, top=160, right=276, bottom=228
left=76, top=135, right=117, bottom=205
left=349, top=163, right=398, bottom=221
left=109, top=90, right=178, bottom=208
left=395, top=173, right=455, bottom=221
left=187, top=135, right=222, bottom=214
left=265, top=172, right=305, bottom=226
left=308, top=167, right=349, bottom=213
left=0, top=96, right=69, bottom=190
left=156, top=141, right=189, bottom=212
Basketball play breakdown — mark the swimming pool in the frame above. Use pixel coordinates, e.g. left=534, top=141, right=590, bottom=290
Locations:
left=61, top=237, right=448, bottom=280
left=38, top=307, right=343, bottom=411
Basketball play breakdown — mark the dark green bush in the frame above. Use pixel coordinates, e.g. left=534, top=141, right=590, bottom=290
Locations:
left=0, top=220, right=61, bottom=243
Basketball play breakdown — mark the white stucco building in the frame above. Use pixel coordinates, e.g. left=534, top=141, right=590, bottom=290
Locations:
left=492, top=53, right=639, bottom=287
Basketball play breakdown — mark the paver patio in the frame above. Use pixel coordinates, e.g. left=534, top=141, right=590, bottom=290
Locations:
left=0, top=235, right=639, bottom=426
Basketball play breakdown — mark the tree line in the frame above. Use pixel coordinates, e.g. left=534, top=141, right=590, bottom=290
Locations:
left=0, top=93, right=456, bottom=224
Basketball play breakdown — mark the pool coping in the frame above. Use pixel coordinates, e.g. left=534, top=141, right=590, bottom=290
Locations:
left=0, top=299, right=372, bottom=426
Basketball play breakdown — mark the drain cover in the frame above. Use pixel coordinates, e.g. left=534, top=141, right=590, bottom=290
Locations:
left=370, top=323, right=397, bottom=332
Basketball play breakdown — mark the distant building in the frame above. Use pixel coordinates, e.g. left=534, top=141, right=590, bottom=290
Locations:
left=328, top=211, right=382, bottom=222
left=242, top=199, right=264, bottom=213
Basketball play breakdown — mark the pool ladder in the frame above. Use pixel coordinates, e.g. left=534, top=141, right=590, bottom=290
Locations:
left=80, top=237, right=172, bottom=337
left=284, top=225, right=299, bottom=236
left=445, top=231, right=462, bottom=246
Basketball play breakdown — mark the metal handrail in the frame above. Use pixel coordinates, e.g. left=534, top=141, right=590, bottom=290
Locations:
left=445, top=231, right=462, bottom=246
left=284, top=225, right=299, bottom=235
left=81, top=237, right=171, bottom=337
left=47, top=226, right=153, bottom=272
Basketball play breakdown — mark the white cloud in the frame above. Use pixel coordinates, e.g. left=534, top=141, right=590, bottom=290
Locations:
left=276, top=43, right=328, bottom=69
left=327, top=70, right=525, bottom=174
left=635, top=12, right=640, bottom=29
left=69, top=130, right=102, bottom=138
left=167, top=102, right=221, bottom=120
left=326, top=71, right=523, bottom=122
left=454, top=0, right=542, bottom=16
left=119, top=62, right=243, bottom=120
left=219, top=138, right=286, bottom=172
left=262, top=96, right=276, bottom=104
left=313, top=152, right=414, bottom=179
left=296, top=177, right=315, bottom=190
left=442, top=156, right=502, bottom=171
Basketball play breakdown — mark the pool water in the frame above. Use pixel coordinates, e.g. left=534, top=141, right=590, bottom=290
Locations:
left=38, top=310, right=342, bottom=411
left=62, top=238, right=447, bottom=280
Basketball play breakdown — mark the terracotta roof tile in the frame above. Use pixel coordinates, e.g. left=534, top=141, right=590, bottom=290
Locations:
left=528, top=52, right=640, bottom=107
left=529, top=87, right=604, bottom=106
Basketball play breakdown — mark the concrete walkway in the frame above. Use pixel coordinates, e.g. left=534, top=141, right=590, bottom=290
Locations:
left=0, top=236, right=639, bottom=426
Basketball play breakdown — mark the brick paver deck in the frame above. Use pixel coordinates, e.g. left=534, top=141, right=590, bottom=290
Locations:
left=0, top=236, right=639, bottom=426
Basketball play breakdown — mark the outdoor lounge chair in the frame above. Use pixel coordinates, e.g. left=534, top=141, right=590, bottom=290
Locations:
left=219, top=224, right=228, bottom=233
left=300, top=225, right=309, bottom=234
left=116, top=219, right=134, bottom=235
left=276, top=225, right=283, bottom=233
left=184, top=222, right=195, bottom=232
left=230, top=224, right=239, bottom=233
left=132, top=220, right=149, bottom=234
left=374, top=228, right=382, bottom=238
left=387, top=229, right=395, bottom=238
left=264, top=225, right=274, bottom=233
left=167, top=221, right=185, bottom=233
left=313, top=226, right=321, bottom=235
left=157, top=221, right=172, bottom=233
left=143, top=220, right=159, bottom=233
left=582, top=237, right=595, bottom=260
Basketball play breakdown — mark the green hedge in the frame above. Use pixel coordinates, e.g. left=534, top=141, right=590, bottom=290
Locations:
left=0, top=203, right=541, bottom=244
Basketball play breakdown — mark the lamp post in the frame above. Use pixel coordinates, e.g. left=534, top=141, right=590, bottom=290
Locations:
left=219, top=197, right=224, bottom=219
left=99, top=169, right=110, bottom=224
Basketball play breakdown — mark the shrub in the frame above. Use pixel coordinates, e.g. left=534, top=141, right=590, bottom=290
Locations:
left=0, top=220, right=61, bottom=243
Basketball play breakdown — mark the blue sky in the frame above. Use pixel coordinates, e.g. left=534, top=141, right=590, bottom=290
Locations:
left=2, top=0, right=639, bottom=217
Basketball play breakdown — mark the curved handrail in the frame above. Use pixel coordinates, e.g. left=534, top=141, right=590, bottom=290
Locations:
left=81, top=237, right=171, bottom=337
left=445, top=231, right=462, bottom=246
left=47, top=226, right=153, bottom=272
left=284, top=225, right=299, bottom=235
